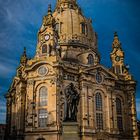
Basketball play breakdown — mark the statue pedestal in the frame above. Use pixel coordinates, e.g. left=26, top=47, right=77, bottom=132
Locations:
left=62, top=122, right=80, bottom=140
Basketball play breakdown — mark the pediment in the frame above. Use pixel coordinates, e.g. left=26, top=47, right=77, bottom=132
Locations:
left=25, top=60, right=52, bottom=72
left=24, top=60, right=56, bottom=78
left=81, top=64, right=118, bottom=80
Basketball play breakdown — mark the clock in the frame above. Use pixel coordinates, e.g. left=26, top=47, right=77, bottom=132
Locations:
left=115, top=56, right=120, bottom=62
left=44, top=34, right=50, bottom=41
left=38, top=66, right=48, bottom=76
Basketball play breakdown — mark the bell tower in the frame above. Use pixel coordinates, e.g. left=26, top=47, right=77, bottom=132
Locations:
left=36, top=5, right=59, bottom=58
left=110, top=32, right=132, bottom=80
left=110, top=32, right=124, bottom=75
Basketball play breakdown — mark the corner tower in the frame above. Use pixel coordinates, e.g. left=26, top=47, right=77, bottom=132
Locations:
left=36, top=5, right=58, bottom=58
left=110, top=32, right=132, bottom=80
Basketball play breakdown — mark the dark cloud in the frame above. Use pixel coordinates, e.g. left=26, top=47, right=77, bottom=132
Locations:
left=0, top=0, right=140, bottom=123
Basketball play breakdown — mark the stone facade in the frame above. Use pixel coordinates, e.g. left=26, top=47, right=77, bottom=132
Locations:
left=6, top=0, right=139, bottom=140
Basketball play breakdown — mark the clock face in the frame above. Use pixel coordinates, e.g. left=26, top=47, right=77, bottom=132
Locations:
left=115, top=56, right=120, bottom=62
left=38, top=66, right=48, bottom=76
left=44, top=34, right=50, bottom=41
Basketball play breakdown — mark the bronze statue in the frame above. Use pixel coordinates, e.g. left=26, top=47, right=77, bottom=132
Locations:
left=64, top=83, right=80, bottom=122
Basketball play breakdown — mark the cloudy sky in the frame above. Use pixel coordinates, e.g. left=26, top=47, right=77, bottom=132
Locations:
left=0, top=0, right=140, bottom=123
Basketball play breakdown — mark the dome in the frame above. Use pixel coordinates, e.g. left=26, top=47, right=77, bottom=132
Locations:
left=53, top=0, right=97, bottom=49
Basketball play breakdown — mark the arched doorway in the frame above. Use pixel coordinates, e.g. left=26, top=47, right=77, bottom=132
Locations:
left=37, top=137, right=45, bottom=140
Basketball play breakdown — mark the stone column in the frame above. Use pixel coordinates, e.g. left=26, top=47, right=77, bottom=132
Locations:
left=25, top=80, right=34, bottom=131
left=128, top=90, right=139, bottom=140
left=107, top=87, right=115, bottom=131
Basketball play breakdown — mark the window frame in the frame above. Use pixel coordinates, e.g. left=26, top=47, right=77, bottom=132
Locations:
left=38, top=109, right=48, bottom=127
left=116, top=97, right=123, bottom=131
left=42, top=44, right=47, bottom=54
left=87, top=54, right=94, bottom=65
left=95, top=92, right=104, bottom=130
left=39, top=86, right=48, bottom=107
left=95, top=92, right=103, bottom=111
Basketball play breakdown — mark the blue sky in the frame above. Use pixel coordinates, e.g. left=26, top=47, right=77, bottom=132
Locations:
left=0, top=0, right=140, bottom=123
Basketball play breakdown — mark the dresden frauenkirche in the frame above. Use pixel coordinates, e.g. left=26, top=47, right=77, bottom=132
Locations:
left=5, top=0, right=139, bottom=140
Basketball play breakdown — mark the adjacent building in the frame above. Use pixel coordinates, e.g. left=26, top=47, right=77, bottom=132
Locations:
left=0, top=124, right=6, bottom=140
left=138, top=120, right=140, bottom=137
left=6, top=0, right=139, bottom=140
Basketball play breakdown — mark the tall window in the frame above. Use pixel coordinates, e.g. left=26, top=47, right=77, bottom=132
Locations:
left=80, top=22, right=88, bottom=35
left=96, top=92, right=102, bottom=111
left=116, top=98, right=122, bottom=115
left=95, top=92, right=103, bottom=130
left=42, top=44, right=47, bottom=54
left=39, top=86, right=47, bottom=106
left=115, top=65, right=121, bottom=74
left=116, top=98, right=123, bottom=131
left=38, top=109, right=48, bottom=127
left=81, top=23, right=86, bottom=34
left=96, top=113, right=103, bottom=130
left=87, top=54, right=94, bottom=64
left=85, top=24, right=88, bottom=35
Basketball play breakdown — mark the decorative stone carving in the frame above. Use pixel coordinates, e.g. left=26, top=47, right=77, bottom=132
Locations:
left=27, top=80, right=34, bottom=85
left=43, top=15, right=55, bottom=27
left=40, top=5, right=55, bottom=33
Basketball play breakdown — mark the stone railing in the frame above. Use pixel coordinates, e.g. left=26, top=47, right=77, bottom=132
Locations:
left=58, top=34, right=96, bottom=48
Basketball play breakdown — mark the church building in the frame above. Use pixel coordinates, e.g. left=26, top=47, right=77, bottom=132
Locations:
left=5, top=0, right=139, bottom=140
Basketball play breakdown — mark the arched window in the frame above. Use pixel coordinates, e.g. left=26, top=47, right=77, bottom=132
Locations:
left=81, top=23, right=85, bottom=34
left=42, top=44, right=47, bottom=54
left=39, top=86, right=47, bottom=106
left=80, top=23, right=86, bottom=34
left=87, top=54, right=94, bottom=64
left=116, top=98, right=123, bottom=131
left=95, top=92, right=102, bottom=111
left=95, top=92, right=103, bottom=130
left=80, top=22, right=88, bottom=35
left=116, top=98, right=122, bottom=115
left=37, top=138, right=45, bottom=140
